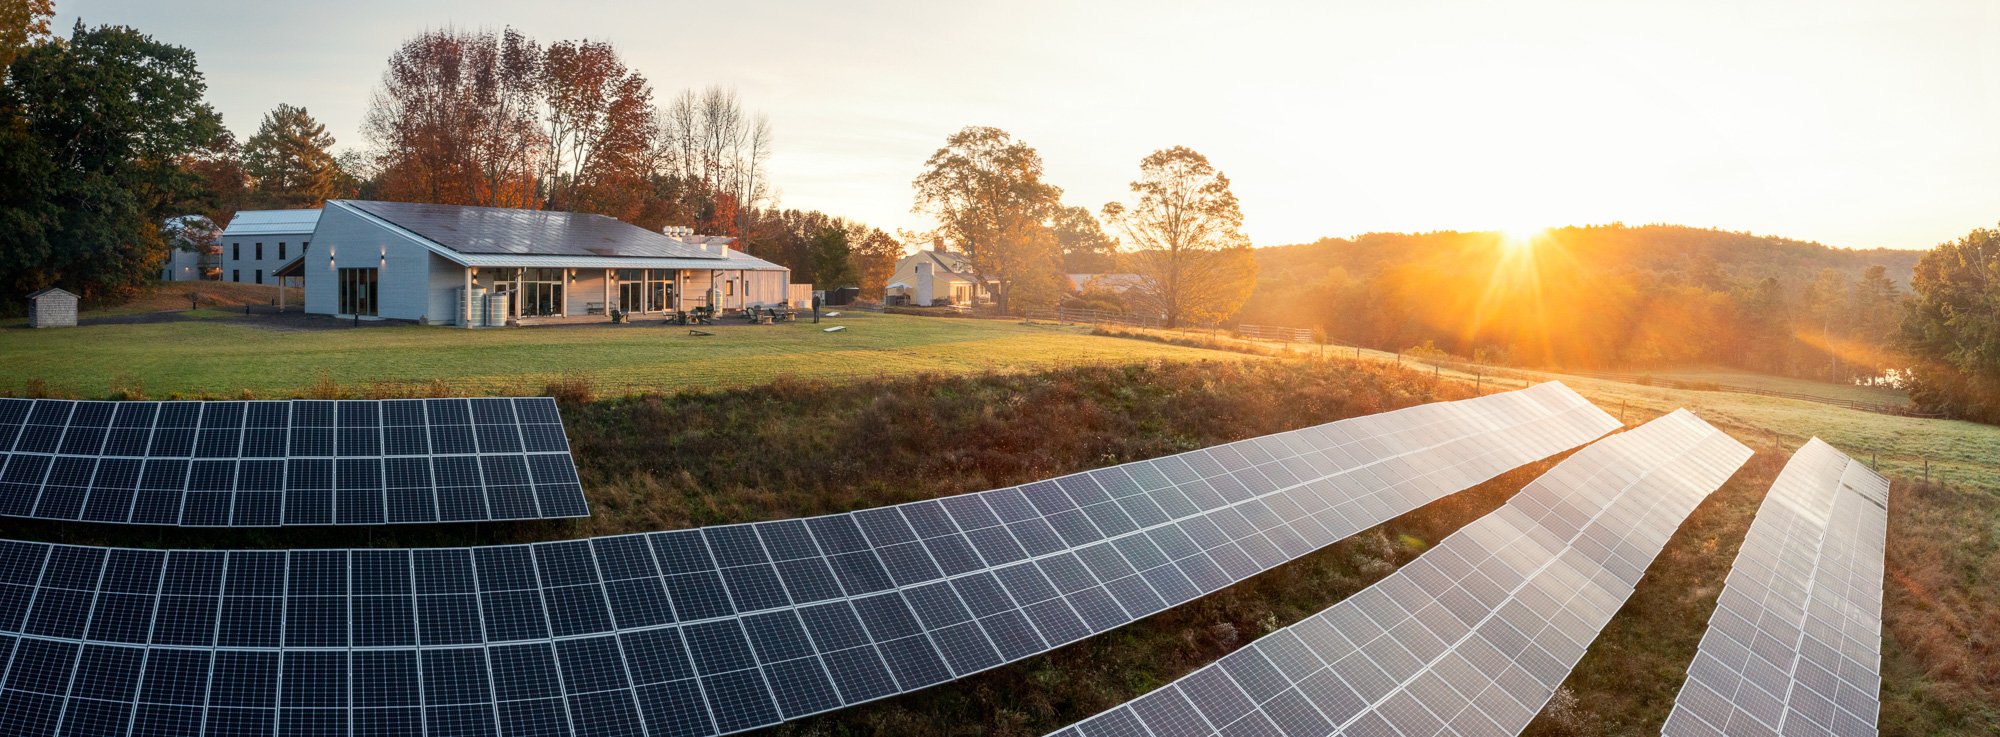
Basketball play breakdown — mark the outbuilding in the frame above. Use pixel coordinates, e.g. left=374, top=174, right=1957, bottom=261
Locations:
left=299, top=200, right=797, bottom=325
left=220, top=209, right=319, bottom=286
left=26, top=287, right=78, bottom=328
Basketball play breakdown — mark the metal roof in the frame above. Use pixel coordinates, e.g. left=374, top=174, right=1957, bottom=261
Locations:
left=454, top=252, right=788, bottom=271
left=219, top=209, right=321, bottom=237
left=342, top=200, right=728, bottom=260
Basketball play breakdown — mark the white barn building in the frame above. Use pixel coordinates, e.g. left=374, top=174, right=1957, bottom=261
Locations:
left=221, top=209, right=320, bottom=286
left=287, top=200, right=794, bottom=325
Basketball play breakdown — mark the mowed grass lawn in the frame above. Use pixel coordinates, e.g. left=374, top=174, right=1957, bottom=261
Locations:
left=0, top=311, right=1249, bottom=398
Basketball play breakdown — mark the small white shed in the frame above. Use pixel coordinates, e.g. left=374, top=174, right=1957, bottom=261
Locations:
left=27, top=287, right=78, bottom=328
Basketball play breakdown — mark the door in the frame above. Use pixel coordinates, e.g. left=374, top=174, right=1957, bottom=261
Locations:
left=620, top=281, right=644, bottom=313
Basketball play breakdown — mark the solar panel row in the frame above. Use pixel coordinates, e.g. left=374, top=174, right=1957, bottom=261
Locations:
left=0, top=383, right=1617, bottom=737
left=1661, top=438, right=1887, bottom=737
left=0, top=398, right=587, bottom=526
left=1050, top=409, right=1751, bottom=737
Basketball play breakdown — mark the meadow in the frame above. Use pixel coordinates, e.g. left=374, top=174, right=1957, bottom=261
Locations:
left=0, top=308, right=1240, bottom=399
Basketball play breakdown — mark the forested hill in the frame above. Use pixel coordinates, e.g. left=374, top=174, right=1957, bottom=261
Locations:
left=1236, top=224, right=1924, bottom=379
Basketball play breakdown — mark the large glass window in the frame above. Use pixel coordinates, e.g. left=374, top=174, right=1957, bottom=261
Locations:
left=515, top=268, right=565, bottom=317
left=338, top=268, right=378, bottom=316
left=649, top=270, right=671, bottom=311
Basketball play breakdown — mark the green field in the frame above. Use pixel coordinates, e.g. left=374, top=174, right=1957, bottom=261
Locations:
left=0, top=310, right=1246, bottom=398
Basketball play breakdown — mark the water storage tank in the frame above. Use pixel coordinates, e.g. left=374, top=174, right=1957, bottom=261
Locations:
left=461, top=287, right=487, bottom=326
left=484, top=292, right=511, bottom=327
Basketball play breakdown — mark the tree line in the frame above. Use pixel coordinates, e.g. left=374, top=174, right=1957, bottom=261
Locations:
left=1238, top=225, right=1918, bottom=377
left=910, top=126, right=1257, bottom=325
left=0, top=9, right=903, bottom=305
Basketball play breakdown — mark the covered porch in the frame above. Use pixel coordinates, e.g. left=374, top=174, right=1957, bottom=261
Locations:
left=456, top=261, right=796, bottom=327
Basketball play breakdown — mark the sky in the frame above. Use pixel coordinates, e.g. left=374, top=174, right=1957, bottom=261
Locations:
left=55, top=0, right=2000, bottom=250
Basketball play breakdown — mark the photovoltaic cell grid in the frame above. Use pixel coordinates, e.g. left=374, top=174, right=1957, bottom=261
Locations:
left=1051, top=409, right=1752, bottom=737
left=0, top=383, right=1615, bottom=737
left=0, top=397, right=587, bottom=526
left=1661, top=438, right=1887, bottom=737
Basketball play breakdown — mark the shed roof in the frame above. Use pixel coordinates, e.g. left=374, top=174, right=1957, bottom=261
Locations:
left=220, top=209, right=321, bottom=237
left=27, top=287, right=77, bottom=300
left=343, top=200, right=727, bottom=260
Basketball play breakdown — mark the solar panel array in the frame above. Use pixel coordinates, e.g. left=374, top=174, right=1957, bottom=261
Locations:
left=1662, top=438, right=1888, bottom=737
left=0, top=397, right=588, bottom=526
left=1051, top=409, right=1751, bottom=737
left=0, top=383, right=1616, bottom=737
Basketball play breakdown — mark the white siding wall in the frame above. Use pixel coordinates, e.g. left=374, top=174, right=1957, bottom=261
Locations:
left=426, top=253, right=467, bottom=325
left=222, top=233, right=310, bottom=285
left=305, top=205, right=447, bottom=321
left=569, top=271, right=611, bottom=315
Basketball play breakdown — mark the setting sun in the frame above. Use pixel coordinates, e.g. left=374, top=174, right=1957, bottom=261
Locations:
left=1496, top=226, right=1547, bottom=253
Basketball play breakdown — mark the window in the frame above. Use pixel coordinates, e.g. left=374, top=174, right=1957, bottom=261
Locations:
left=725, top=280, right=735, bottom=297
left=338, top=268, right=378, bottom=316
left=233, top=243, right=240, bottom=260
left=255, top=270, right=263, bottom=285
left=279, top=242, right=286, bottom=260
left=255, top=242, right=263, bottom=260
left=233, top=270, right=240, bottom=283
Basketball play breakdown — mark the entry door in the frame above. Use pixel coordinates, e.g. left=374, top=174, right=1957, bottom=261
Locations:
left=619, top=281, right=643, bottom=313
left=651, top=282, right=671, bottom=311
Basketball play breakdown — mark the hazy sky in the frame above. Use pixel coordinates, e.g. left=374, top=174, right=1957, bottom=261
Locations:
left=56, top=0, right=2000, bottom=250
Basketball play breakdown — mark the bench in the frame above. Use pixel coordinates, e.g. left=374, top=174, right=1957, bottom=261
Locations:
left=585, top=302, right=606, bottom=315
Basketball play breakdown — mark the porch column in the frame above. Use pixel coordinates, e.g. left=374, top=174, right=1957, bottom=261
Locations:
left=604, top=269, right=612, bottom=317
left=514, top=270, right=522, bottom=320
left=462, top=268, right=473, bottom=328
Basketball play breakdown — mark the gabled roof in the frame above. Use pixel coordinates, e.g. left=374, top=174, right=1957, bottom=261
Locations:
left=926, top=249, right=977, bottom=275
left=220, top=209, right=321, bottom=237
left=27, top=287, right=77, bottom=299
left=332, top=200, right=785, bottom=272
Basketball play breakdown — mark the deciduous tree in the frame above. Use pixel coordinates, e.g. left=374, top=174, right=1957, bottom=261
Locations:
left=0, top=22, right=223, bottom=304
left=0, top=0, right=52, bottom=71
left=851, top=227, right=902, bottom=298
left=1054, top=204, right=1116, bottom=272
left=1901, top=225, right=2000, bottom=422
left=539, top=39, right=656, bottom=217
left=364, top=27, right=544, bottom=208
left=912, top=126, right=1064, bottom=313
left=243, top=103, right=351, bottom=209
left=1102, top=146, right=1257, bottom=327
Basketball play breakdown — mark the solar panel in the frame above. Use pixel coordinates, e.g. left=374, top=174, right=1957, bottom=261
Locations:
left=1050, top=409, right=1751, bottom=737
left=0, top=397, right=587, bottom=526
left=1661, top=438, right=1887, bottom=737
left=0, top=382, right=1617, bottom=737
